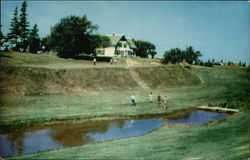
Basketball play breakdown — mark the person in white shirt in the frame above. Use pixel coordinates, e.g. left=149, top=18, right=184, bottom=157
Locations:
left=130, top=94, right=136, bottom=106
left=149, top=92, right=153, bottom=103
left=163, top=96, right=168, bottom=109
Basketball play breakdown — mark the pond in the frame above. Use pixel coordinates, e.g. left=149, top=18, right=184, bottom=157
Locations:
left=0, top=109, right=231, bottom=157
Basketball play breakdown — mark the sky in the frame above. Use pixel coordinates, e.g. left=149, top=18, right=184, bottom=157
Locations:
left=1, top=1, right=250, bottom=63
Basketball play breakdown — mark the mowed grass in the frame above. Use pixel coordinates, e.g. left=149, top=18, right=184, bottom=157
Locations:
left=1, top=66, right=247, bottom=130
left=1, top=52, right=249, bottom=159
left=0, top=51, right=161, bottom=69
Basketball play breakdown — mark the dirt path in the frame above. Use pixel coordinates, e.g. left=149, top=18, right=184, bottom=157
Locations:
left=129, top=69, right=150, bottom=90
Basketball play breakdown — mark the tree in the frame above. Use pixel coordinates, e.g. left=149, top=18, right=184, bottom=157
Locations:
left=0, top=25, right=3, bottom=49
left=200, top=61, right=204, bottom=66
left=19, top=0, right=30, bottom=52
left=95, top=35, right=110, bottom=48
left=228, top=61, right=233, bottom=66
left=205, top=59, right=213, bottom=67
left=149, top=51, right=157, bottom=59
left=134, top=40, right=156, bottom=58
left=48, top=15, right=98, bottom=58
left=89, top=35, right=110, bottom=56
left=28, top=24, right=40, bottom=53
left=238, top=61, right=242, bottom=66
left=162, top=46, right=202, bottom=65
left=7, top=7, right=20, bottom=51
left=40, top=36, right=51, bottom=52
left=162, top=48, right=184, bottom=64
left=183, top=46, right=202, bottom=64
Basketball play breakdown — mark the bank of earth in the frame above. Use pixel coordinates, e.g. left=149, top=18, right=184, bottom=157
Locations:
left=0, top=52, right=249, bottom=159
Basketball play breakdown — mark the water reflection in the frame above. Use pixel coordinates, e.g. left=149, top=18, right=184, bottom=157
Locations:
left=51, top=120, right=115, bottom=147
left=0, top=109, right=230, bottom=157
left=167, top=110, right=230, bottom=126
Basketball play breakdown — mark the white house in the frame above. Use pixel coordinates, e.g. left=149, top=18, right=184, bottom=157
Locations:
left=96, top=34, right=137, bottom=57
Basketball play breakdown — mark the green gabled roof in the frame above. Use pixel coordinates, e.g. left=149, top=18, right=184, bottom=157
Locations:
left=107, top=34, right=137, bottom=48
left=107, top=35, right=124, bottom=46
left=126, top=38, right=137, bottom=49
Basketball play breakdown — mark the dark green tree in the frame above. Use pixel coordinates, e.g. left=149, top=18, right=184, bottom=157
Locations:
left=28, top=24, right=40, bottom=53
left=0, top=25, right=3, bottom=49
left=48, top=15, right=98, bottom=58
left=162, top=48, right=184, bottom=64
left=183, top=46, right=202, bottom=64
left=205, top=59, right=213, bottom=67
left=228, top=61, right=233, bottom=66
left=134, top=40, right=156, bottom=58
left=149, top=51, right=157, bottom=59
left=19, top=0, right=30, bottom=52
left=96, top=35, right=110, bottom=48
left=40, top=36, right=51, bottom=52
left=7, top=7, right=20, bottom=51
left=90, top=35, right=110, bottom=56
left=238, top=61, right=242, bottom=66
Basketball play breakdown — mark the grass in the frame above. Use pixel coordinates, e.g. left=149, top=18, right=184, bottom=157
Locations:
left=1, top=67, right=246, bottom=131
left=0, top=52, right=161, bottom=69
left=0, top=52, right=249, bottom=159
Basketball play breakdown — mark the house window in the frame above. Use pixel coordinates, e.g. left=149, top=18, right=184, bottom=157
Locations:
left=118, top=42, right=122, bottom=48
left=124, top=43, right=127, bottom=48
left=116, top=50, right=120, bottom=55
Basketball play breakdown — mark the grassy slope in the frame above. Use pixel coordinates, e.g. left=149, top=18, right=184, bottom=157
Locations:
left=0, top=52, right=203, bottom=128
left=1, top=52, right=249, bottom=159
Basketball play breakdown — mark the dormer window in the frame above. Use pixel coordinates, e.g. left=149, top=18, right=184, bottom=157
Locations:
left=118, top=42, right=122, bottom=47
left=124, top=43, right=127, bottom=48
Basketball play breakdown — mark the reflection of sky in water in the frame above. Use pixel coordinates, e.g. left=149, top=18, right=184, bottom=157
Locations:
left=86, top=118, right=163, bottom=142
left=0, top=129, right=63, bottom=157
left=167, top=110, right=229, bottom=126
left=0, top=110, right=230, bottom=157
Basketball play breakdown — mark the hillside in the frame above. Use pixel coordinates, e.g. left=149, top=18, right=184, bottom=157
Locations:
left=0, top=52, right=201, bottom=98
left=0, top=52, right=249, bottom=160
left=0, top=51, right=248, bottom=131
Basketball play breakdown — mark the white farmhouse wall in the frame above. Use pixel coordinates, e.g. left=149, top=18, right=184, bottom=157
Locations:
left=104, top=47, right=116, bottom=57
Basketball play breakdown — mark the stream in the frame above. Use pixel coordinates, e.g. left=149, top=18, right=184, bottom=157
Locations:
left=0, top=109, right=231, bottom=157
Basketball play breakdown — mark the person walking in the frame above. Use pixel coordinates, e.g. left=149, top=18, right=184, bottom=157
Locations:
left=149, top=92, right=153, bottom=103
left=157, top=94, right=161, bottom=104
left=130, top=94, right=136, bottom=106
left=163, top=96, right=168, bottom=109
left=93, top=58, right=96, bottom=65
left=110, top=58, right=113, bottom=65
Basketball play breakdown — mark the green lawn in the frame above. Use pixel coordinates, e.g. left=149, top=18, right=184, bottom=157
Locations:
left=1, top=52, right=249, bottom=159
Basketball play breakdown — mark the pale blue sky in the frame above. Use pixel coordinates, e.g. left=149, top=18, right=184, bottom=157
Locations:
left=1, top=1, right=250, bottom=63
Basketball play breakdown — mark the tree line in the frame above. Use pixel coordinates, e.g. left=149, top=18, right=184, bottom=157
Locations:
left=1, top=1, right=40, bottom=53
left=0, top=0, right=157, bottom=59
left=1, top=0, right=248, bottom=67
left=162, top=46, right=202, bottom=65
